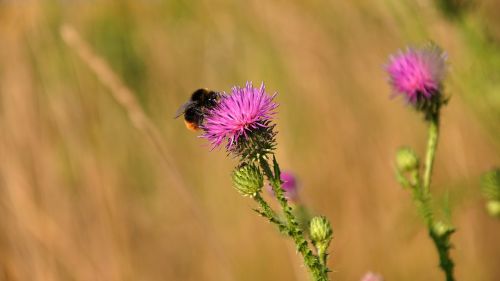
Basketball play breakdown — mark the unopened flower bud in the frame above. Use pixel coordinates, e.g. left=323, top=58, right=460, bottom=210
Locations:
left=486, top=201, right=500, bottom=218
left=433, top=221, right=455, bottom=237
left=396, top=147, right=419, bottom=172
left=232, top=163, right=263, bottom=197
left=309, top=216, right=333, bottom=245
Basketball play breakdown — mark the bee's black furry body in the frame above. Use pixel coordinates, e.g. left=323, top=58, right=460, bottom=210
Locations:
left=175, top=89, right=220, bottom=130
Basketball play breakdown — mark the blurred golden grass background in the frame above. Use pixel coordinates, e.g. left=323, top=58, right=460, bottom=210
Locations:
left=1, top=0, right=500, bottom=280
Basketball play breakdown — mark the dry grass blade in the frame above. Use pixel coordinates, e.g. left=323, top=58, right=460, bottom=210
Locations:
left=60, top=24, right=235, bottom=281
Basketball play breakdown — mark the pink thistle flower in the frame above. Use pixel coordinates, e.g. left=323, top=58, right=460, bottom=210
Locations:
left=386, top=44, right=447, bottom=103
left=267, top=171, right=299, bottom=202
left=281, top=172, right=298, bottom=199
left=360, top=272, right=384, bottom=281
left=202, top=82, right=278, bottom=150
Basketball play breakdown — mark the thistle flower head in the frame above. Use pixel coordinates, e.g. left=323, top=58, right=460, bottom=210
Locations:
left=281, top=171, right=298, bottom=199
left=267, top=171, right=300, bottom=202
left=202, top=82, right=278, bottom=154
left=386, top=44, right=447, bottom=104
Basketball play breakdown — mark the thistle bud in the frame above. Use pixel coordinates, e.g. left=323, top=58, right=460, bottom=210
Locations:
left=486, top=201, right=500, bottom=218
left=396, top=147, right=419, bottom=172
left=231, top=163, right=263, bottom=197
left=309, top=216, right=333, bottom=245
left=432, top=221, right=455, bottom=237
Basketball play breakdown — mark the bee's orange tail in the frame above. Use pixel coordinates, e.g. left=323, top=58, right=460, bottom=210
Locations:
left=184, top=121, right=200, bottom=131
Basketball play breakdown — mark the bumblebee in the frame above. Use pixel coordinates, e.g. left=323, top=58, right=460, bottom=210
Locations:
left=175, top=88, right=221, bottom=131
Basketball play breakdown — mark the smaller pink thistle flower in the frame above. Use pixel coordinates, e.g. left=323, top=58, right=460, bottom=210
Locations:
left=202, top=82, right=278, bottom=150
left=386, top=44, right=447, bottom=103
left=267, top=171, right=299, bottom=202
left=360, top=272, right=384, bottom=281
left=281, top=172, right=298, bottom=199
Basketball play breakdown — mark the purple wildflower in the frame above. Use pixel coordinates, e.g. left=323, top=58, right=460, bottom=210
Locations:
left=360, top=272, right=384, bottom=281
left=267, top=171, right=299, bottom=202
left=202, top=82, right=278, bottom=149
left=386, top=44, right=447, bottom=103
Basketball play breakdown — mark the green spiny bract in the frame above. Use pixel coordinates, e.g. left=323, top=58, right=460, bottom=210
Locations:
left=481, top=168, right=500, bottom=218
left=232, top=163, right=264, bottom=197
left=229, top=121, right=277, bottom=163
left=414, top=92, right=448, bottom=122
left=481, top=168, right=500, bottom=201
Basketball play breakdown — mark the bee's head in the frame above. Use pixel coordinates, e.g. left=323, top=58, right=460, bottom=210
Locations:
left=206, top=91, right=220, bottom=108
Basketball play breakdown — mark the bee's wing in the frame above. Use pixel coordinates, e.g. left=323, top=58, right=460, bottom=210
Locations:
left=173, top=101, right=195, bottom=118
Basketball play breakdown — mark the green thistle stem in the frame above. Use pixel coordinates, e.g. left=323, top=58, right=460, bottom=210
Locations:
left=430, top=229, right=455, bottom=281
left=259, top=156, right=329, bottom=281
left=317, top=244, right=328, bottom=267
left=396, top=111, right=456, bottom=281
left=253, top=193, right=288, bottom=234
left=259, top=157, right=298, bottom=232
left=422, top=115, right=456, bottom=281
left=423, top=117, right=439, bottom=194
